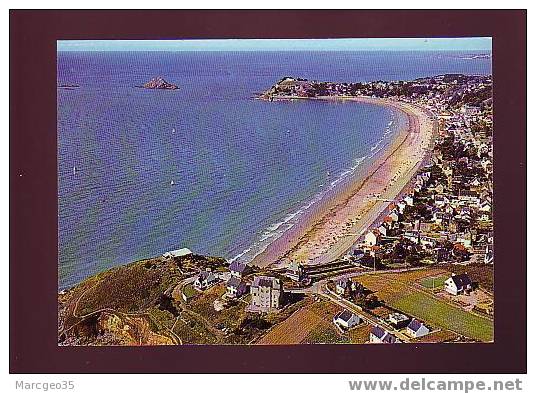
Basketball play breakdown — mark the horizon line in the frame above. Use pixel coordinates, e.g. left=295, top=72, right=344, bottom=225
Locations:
left=57, top=38, right=492, bottom=52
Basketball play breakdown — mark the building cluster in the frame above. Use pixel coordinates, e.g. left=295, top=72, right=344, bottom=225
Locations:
left=191, top=258, right=286, bottom=313
left=330, top=276, right=437, bottom=343
left=183, top=74, right=494, bottom=343
left=263, top=75, right=493, bottom=268
left=369, top=317, right=430, bottom=343
left=344, top=74, right=493, bottom=269
left=265, top=74, right=491, bottom=105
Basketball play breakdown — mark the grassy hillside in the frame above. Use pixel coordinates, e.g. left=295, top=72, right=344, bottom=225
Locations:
left=58, top=254, right=226, bottom=346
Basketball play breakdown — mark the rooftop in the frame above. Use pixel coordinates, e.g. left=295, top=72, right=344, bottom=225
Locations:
left=229, top=260, right=247, bottom=273
left=448, top=273, right=472, bottom=288
left=227, top=276, right=244, bottom=289
left=163, top=248, right=192, bottom=258
left=335, top=309, right=356, bottom=323
left=371, top=325, right=386, bottom=339
left=389, top=313, right=409, bottom=322
left=407, top=318, right=425, bottom=332
left=252, top=275, right=281, bottom=289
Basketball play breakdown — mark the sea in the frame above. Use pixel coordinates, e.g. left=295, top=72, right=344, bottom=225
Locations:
left=57, top=50, right=491, bottom=290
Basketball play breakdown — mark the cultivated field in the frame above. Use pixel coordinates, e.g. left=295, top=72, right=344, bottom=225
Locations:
left=256, top=299, right=340, bottom=344
left=391, top=291, right=493, bottom=342
left=356, top=268, right=494, bottom=342
left=256, top=299, right=368, bottom=345
left=420, top=274, right=450, bottom=289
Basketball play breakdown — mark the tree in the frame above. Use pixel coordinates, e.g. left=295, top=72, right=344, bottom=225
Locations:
left=405, top=254, right=421, bottom=267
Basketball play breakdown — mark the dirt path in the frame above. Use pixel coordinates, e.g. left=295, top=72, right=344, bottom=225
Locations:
left=172, top=277, right=226, bottom=343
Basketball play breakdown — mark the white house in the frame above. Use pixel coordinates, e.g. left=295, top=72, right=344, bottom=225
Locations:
left=444, top=273, right=473, bottom=295
left=286, top=260, right=305, bottom=282
left=484, top=243, right=494, bottom=264
left=333, top=310, right=361, bottom=329
left=397, top=200, right=407, bottom=214
left=406, top=319, right=430, bottom=338
left=336, top=278, right=353, bottom=296
left=480, top=201, right=492, bottom=212
left=479, top=212, right=491, bottom=222
left=456, top=235, right=472, bottom=248
left=229, top=260, right=248, bottom=278
left=250, top=276, right=283, bottom=311
left=365, top=230, right=382, bottom=246
left=226, top=276, right=248, bottom=298
left=194, top=270, right=218, bottom=290
left=163, top=248, right=192, bottom=259
left=377, top=224, right=388, bottom=237
left=470, top=178, right=481, bottom=187
left=370, top=326, right=401, bottom=344
left=387, top=210, right=399, bottom=222
left=420, top=236, right=438, bottom=249
left=370, top=326, right=386, bottom=343
left=388, top=313, right=409, bottom=328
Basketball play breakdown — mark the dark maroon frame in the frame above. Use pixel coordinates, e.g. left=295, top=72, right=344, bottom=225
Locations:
left=10, top=10, right=526, bottom=373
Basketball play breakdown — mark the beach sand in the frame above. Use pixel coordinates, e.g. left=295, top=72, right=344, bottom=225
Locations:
left=250, top=96, right=437, bottom=269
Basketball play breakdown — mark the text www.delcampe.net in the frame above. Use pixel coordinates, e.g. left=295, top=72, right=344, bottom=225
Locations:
left=348, top=378, right=523, bottom=392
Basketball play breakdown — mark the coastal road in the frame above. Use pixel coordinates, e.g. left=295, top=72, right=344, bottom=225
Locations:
left=285, top=266, right=418, bottom=342
left=290, top=266, right=426, bottom=342
left=284, top=266, right=428, bottom=342
left=286, top=266, right=425, bottom=295
left=319, top=286, right=409, bottom=342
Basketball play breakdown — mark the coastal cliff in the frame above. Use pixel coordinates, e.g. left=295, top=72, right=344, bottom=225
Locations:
left=58, top=254, right=226, bottom=345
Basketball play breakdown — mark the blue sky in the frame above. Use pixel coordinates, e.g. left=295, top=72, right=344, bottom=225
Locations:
left=57, top=38, right=492, bottom=52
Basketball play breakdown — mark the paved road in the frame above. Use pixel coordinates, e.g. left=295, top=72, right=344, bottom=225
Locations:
left=287, top=266, right=425, bottom=295
left=320, top=286, right=409, bottom=342
left=284, top=266, right=428, bottom=342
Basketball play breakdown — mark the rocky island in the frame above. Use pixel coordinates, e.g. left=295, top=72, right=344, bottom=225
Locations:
left=139, top=76, right=179, bottom=90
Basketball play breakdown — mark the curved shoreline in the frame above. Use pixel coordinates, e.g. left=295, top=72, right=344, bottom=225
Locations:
left=250, top=96, right=437, bottom=269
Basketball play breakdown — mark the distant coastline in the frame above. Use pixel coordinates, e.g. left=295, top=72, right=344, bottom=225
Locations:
left=58, top=83, right=80, bottom=89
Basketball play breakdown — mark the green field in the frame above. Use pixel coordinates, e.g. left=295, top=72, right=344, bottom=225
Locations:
left=391, top=291, right=494, bottom=342
left=182, top=283, right=198, bottom=299
left=420, top=275, right=450, bottom=289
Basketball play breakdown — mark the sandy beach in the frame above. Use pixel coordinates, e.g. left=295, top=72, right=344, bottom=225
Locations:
left=250, top=96, right=437, bottom=269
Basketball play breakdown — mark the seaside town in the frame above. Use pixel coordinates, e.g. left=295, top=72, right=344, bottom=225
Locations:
left=58, top=73, right=494, bottom=346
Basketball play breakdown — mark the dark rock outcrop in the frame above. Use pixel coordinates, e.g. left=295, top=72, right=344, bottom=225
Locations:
left=140, top=77, right=179, bottom=90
